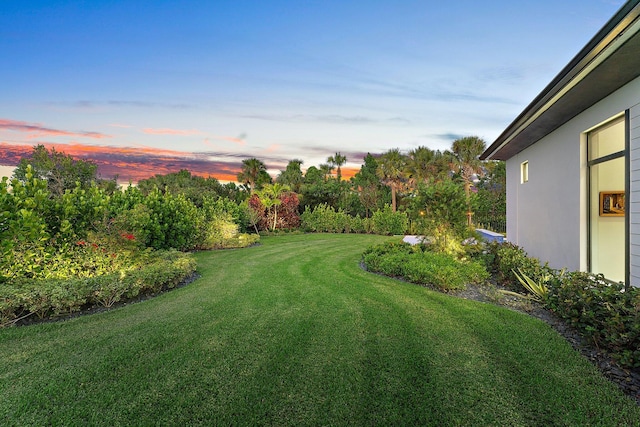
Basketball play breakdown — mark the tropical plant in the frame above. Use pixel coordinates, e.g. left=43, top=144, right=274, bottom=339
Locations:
left=277, top=159, right=304, bottom=192
left=405, top=146, right=448, bottom=187
left=250, top=183, right=299, bottom=231
left=327, top=152, right=347, bottom=181
left=237, top=158, right=270, bottom=192
left=512, top=268, right=550, bottom=302
left=319, top=163, right=335, bottom=180
left=451, top=136, right=487, bottom=225
left=376, top=148, right=407, bottom=212
left=0, top=169, right=51, bottom=281
left=258, top=183, right=287, bottom=231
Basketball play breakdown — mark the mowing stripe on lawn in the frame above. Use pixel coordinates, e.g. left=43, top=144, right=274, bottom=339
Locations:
left=0, top=233, right=638, bottom=426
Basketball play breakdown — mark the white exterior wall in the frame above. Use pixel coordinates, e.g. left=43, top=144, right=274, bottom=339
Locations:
left=506, top=76, right=640, bottom=279
left=506, top=122, right=583, bottom=271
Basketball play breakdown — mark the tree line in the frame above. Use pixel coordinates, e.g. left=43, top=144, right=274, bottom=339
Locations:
left=234, top=136, right=504, bottom=229
left=10, top=137, right=505, bottom=233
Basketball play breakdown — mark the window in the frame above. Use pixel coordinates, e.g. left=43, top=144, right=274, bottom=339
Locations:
left=521, top=161, right=529, bottom=183
left=587, top=115, right=626, bottom=283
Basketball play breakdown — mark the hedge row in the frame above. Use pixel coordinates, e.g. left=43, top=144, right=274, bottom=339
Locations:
left=362, top=241, right=488, bottom=291
left=0, top=250, right=196, bottom=326
left=301, top=204, right=408, bottom=235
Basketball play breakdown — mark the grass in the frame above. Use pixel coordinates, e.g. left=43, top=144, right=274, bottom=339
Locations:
left=1, top=233, right=639, bottom=426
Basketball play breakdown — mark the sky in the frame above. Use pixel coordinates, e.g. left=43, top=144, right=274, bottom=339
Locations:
left=0, top=0, right=627, bottom=183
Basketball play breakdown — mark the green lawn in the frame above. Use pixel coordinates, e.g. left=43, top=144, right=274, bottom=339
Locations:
left=1, top=234, right=638, bottom=426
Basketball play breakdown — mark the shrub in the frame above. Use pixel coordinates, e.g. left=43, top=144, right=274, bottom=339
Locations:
left=349, top=215, right=367, bottom=234
left=482, top=241, right=640, bottom=368
left=546, top=273, right=640, bottom=369
left=91, top=274, right=131, bottom=308
left=0, top=171, right=51, bottom=281
left=0, top=250, right=196, bottom=326
left=362, top=241, right=488, bottom=291
left=248, top=190, right=300, bottom=232
left=50, top=183, right=111, bottom=241
left=370, top=205, right=408, bottom=235
left=492, top=242, right=554, bottom=292
left=410, top=180, right=468, bottom=237
left=111, top=187, right=203, bottom=251
left=301, top=204, right=347, bottom=233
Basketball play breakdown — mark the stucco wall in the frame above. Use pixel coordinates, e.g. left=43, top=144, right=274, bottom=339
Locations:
left=506, top=122, right=583, bottom=271
left=506, top=75, right=640, bottom=276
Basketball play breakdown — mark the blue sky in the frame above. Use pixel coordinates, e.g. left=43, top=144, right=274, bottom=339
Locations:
left=0, top=0, right=626, bottom=181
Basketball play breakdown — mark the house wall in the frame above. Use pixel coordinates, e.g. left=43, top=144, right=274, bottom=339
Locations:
left=506, top=121, right=583, bottom=271
left=507, top=75, right=640, bottom=279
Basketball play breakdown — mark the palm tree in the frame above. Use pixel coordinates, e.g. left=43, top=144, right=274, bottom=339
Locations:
left=451, top=136, right=487, bottom=226
left=237, top=158, right=267, bottom=192
left=376, top=148, right=407, bottom=212
left=319, top=163, right=335, bottom=181
left=327, top=152, right=347, bottom=181
left=406, top=146, right=436, bottom=188
left=451, top=136, right=487, bottom=199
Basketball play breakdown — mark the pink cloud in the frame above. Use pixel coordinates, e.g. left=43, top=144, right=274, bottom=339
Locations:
left=142, top=128, right=203, bottom=136
left=0, top=118, right=111, bottom=139
left=266, top=144, right=281, bottom=152
left=212, top=135, right=246, bottom=146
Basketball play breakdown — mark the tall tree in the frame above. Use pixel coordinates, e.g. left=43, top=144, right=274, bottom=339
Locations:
left=406, top=146, right=436, bottom=188
left=13, top=145, right=101, bottom=197
left=451, top=136, right=487, bottom=226
left=327, top=152, right=347, bottom=181
left=319, top=163, right=335, bottom=181
left=451, top=136, right=487, bottom=199
left=376, top=149, right=407, bottom=212
left=277, top=159, right=304, bottom=193
left=137, top=169, right=223, bottom=207
left=353, top=153, right=387, bottom=217
left=303, top=166, right=323, bottom=185
left=237, top=158, right=269, bottom=192
left=405, top=147, right=456, bottom=190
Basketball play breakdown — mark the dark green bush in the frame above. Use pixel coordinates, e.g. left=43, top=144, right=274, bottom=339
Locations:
left=410, top=180, right=468, bottom=237
left=300, top=204, right=371, bottom=234
left=370, top=205, right=408, bottom=235
left=484, top=241, right=640, bottom=368
left=547, top=273, right=640, bottom=369
left=301, top=204, right=348, bottom=233
left=489, top=242, right=554, bottom=292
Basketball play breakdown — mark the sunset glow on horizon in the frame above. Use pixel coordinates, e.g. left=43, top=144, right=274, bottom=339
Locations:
left=0, top=140, right=359, bottom=184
